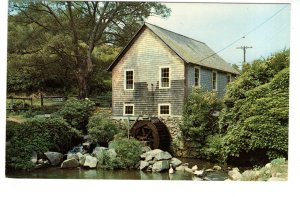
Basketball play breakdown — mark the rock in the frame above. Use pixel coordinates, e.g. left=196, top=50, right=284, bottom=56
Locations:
left=140, top=149, right=163, bottom=159
left=152, top=160, right=170, bottom=172
left=241, top=170, right=260, bottom=181
left=194, top=170, right=205, bottom=177
left=69, top=145, right=84, bottom=154
left=82, top=142, right=90, bottom=150
left=213, top=165, right=222, bottom=171
left=265, top=163, right=272, bottom=169
left=175, top=165, right=186, bottom=171
left=61, top=158, right=79, bottom=168
left=148, top=160, right=155, bottom=165
left=67, top=153, right=79, bottom=160
left=191, top=165, right=198, bottom=171
left=38, top=159, right=44, bottom=164
left=145, top=154, right=153, bottom=162
left=92, top=147, right=108, bottom=157
left=44, top=152, right=64, bottom=166
left=139, top=161, right=149, bottom=170
left=192, top=176, right=203, bottom=181
left=184, top=167, right=194, bottom=174
left=31, top=151, right=37, bottom=164
left=154, top=151, right=172, bottom=161
left=228, top=168, right=242, bottom=181
left=141, top=146, right=151, bottom=153
left=83, top=156, right=98, bottom=168
left=205, top=169, right=214, bottom=172
left=77, top=153, right=86, bottom=166
left=181, top=163, right=189, bottom=166
left=170, top=158, right=182, bottom=168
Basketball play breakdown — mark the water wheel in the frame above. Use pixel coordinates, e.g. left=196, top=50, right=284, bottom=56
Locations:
left=130, top=118, right=171, bottom=150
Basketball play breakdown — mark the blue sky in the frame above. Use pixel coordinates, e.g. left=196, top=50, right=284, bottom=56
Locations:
left=147, top=3, right=290, bottom=66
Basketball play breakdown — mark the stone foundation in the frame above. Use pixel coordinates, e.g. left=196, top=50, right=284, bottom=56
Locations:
left=159, top=116, right=202, bottom=158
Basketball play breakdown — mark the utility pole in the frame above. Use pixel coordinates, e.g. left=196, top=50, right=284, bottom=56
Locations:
left=236, top=46, right=253, bottom=63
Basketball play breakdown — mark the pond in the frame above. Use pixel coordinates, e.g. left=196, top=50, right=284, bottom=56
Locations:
left=6, top=158, right=229, bottom=181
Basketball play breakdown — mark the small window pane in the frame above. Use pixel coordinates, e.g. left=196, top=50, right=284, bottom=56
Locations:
left=195, top=68, right=199, bottom=86
left=227, top=75, right=231, bottom=83
left=126, top=71, right=133, bottom=89
left=212, top=72, right=217, bottom=90
left=161, top=68, right=170, bottom=88
left=160, top=105, right=169, bottom=115
left=125, top=105, right=133, bottom=115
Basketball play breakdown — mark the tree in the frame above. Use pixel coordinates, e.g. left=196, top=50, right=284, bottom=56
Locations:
left=9, top=1, right=170, bottom=98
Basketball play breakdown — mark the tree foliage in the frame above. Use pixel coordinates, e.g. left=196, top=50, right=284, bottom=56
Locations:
left=218, top=50, right=289, bottom=164
left=180, top=88, right=223, bottom=146
left=8, top=1, right=171, bottom=97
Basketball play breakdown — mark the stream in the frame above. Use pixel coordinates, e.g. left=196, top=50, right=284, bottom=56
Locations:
left=6, top=158, right=229, bottom=180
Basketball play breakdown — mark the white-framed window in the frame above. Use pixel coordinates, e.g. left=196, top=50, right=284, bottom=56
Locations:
left=159, top=67, right=170, bottom=88
left=123, top=104, right=134, bottom=116
left=194, top=67, right=200, bottom=87
left=158, top=103, right=171, bottom=116
left=212, top=71, right=218, bottom=91
left=227, top=74, right=232, bottom=84
left=124, top=69, right=134, bottom=90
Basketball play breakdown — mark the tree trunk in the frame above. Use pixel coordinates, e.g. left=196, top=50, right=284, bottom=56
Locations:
left=77, top=66, right=89, bottom=99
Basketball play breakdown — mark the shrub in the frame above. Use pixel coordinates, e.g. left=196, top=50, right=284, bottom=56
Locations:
left=201, top=134, right=226, bottom=163
left=180, top=88, right=223, bottom=146
left=219, top=50, right=289, bottom=164
left=56, top=98, right=95, bottom=132
left=88, top=112, right=121, bottom=145
left=100, top=138, right=143, bottom=169
left=6, top=117, right=82, bottom=170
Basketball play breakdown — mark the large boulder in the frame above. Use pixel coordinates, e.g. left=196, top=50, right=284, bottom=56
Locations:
left=61, top=158, right=79, bottom=168
left=140, top=149, right=163, bottom=159
left=139, top=161, right=149, bottom=170
left=83, top=155, right=98, bottom=168
left=228, top=168, right=242, bottom=181
left=170, top=157, right=182, bottom=168
left=78, top=153, right=86, bottom=166
left=67, top=153, right=79, bottom=161
left=152, top=160, right=170, bottom=172
left=154, top=151, right=172, bottom=161
left=44, top=152, right=64, bottom=166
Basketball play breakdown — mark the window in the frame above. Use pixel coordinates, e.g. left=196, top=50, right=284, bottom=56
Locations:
left=125, top=70, right=134, bottom=90
left=227, top=74, right=232, bottom=83
left=212, top=71, right=217, bottom=91
left=124, top=104, right=134, bottom=115
left=160, top=67, right=170, bottom=88
left=158, top=104, right=170, bottom=115
left=194, top=67, right=200, bottom=86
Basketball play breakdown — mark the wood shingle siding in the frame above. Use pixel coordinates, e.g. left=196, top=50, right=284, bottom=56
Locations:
left=112, top=28, right=185, bottom=117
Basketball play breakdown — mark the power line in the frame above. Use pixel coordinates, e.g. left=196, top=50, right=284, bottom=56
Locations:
left=199, top=4, right=288, bottom=63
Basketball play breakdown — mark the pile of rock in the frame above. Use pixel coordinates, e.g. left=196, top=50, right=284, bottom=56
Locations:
left=139, top=149, right=182, bottom=172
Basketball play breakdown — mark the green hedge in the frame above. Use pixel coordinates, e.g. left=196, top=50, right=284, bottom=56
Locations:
left=56, top=98, right=95, bottom=132
left=6, top=117, right=82, bottom=170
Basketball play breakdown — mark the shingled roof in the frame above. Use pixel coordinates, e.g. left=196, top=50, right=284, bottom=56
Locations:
left=108, top=23, right=239, bottom=75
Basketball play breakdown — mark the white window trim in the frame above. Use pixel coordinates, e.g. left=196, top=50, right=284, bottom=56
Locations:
left=194, top=66, right=200, bottom=87
left=123, top=104, right=134, bottom=116
left=159, top=66, right=171, bottom=89
left=124, top=69, right=134, bottom=90
left=227, top=73, right=232, bottom=83
left=158, top=103, right=171, bottom=116
left=212, top=70, right=218, bottom=91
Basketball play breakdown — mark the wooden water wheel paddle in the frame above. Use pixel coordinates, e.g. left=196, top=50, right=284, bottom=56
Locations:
left=130, top=119, right=171, bottom=150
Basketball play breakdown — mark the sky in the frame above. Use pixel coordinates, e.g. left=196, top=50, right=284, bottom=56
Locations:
left=147, top=3, right=290, bottom=66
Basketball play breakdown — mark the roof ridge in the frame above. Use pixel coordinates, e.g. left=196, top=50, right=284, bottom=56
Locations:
left=145, top=22, right=206, bottom=45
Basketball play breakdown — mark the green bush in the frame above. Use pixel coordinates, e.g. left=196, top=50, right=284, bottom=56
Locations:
left=88, top=112, right=121, bottom=145
left=180, top=88, right=223, bottom=146
left=201, top=134, right=226, bottom=163
left=218, top=50, right=289, bottom=164
left=6, top=117, right=82, bottom=170
left=100, top=138, right=143, bottom=169
left=56, top=98, right=95, bottom=132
